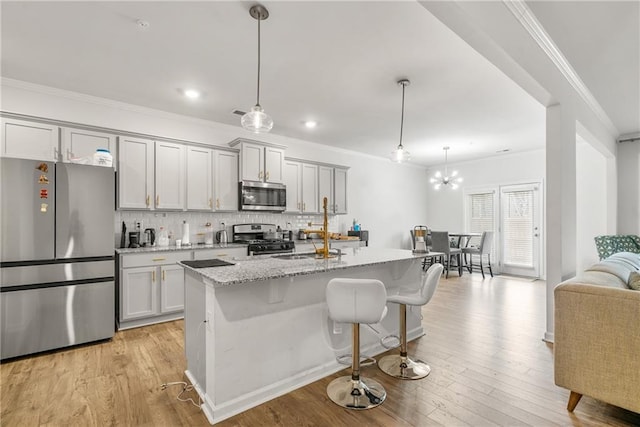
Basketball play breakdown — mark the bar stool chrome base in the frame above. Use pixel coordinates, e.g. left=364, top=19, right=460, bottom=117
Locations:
left=327, top=376, right=386, bottom=409
left=378, top=354, right=431, bottom=380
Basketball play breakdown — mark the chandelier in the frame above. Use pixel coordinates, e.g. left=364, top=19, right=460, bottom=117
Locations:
left=430, top=146, right=463, bottom=190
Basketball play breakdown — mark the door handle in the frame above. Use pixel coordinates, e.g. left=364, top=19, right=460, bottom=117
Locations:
left=156, top=195, right=160, bottom=206
left=146, top=195, right=150, bottom=207
left=162, top=270, right=166, bottom=281
left=152, top=270, right=156, bottom=282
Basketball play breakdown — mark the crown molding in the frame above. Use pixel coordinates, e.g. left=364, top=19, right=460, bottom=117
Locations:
left=502, top=0, right=618, bottom=137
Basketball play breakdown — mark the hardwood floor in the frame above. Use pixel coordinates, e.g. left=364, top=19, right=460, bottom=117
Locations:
left=2, top=273, right=639, bottom=426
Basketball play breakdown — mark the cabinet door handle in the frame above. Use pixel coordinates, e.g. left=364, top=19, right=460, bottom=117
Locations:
left=303, top=202, right=306, bottom=211
left=162, top=270, right=166, bottom=281
left=258, top=171, right=263, bottom=180
left=66, top=148, right=74, bottom=161
left=265, top=171, right=270, bottom=180
left=216, top=198, right=220, bottom=209
left=152, top=257, right=166, bottom=262
left=53, top=147, right=59, bottom=161
left=146, top=195, right=150, bottom=207
left=209, top=198, right=213, bottom=209
left=152, top=270, right=156, bottom=282
left=156, top=195, right=160, bottom=206
left=297, top=202, right=300, bottom=210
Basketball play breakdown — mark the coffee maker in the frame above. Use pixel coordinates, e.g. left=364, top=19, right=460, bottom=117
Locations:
left=128, top=231, right=140, bottom=248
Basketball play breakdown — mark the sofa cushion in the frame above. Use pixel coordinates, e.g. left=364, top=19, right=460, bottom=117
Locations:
left=563, top=270, right=629, bottom=289
left=629, top=272, right=640, bottom=291
left=586, top=261, right=634, bottom=285
left=608, top=252, right=640, bottom=270
left=594, top=235, right=640, bottom=260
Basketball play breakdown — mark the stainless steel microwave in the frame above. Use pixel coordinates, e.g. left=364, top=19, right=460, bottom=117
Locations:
left=238, top=181, right=286, bottom=212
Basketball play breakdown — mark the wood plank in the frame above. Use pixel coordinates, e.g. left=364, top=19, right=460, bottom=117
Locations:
left=2, top=273, right=639, bottom=426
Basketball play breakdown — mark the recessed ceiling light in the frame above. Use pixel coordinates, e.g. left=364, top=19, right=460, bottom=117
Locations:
left=304, top=121, right=317, bottom=129
left=184, top=89, right=200, bottom=99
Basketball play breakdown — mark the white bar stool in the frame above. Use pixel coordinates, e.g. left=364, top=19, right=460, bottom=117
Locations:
left=378, top=263, right=443, bottom=380
left=325, top=278, right=388, bottom=410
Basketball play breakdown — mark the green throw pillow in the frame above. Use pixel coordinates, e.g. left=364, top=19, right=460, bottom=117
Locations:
left=629, top=271, right=640, bottom=291
left=594, top=235, right=640, bottom=260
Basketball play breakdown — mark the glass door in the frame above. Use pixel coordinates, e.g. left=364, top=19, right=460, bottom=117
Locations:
left=500, top=183, right=541, bottom=278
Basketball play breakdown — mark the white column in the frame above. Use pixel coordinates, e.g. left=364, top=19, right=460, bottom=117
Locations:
left=545, top=103, right=577, bottom=342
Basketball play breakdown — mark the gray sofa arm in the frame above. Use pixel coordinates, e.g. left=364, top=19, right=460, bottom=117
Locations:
left=554, top=282, right=640, bottom=413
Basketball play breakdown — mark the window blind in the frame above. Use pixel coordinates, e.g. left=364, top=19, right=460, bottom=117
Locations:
left=503, top=190, right=533, bottom=267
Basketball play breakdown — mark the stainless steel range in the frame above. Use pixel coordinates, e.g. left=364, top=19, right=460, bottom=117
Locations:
left=233, top=223, right=295, bottom=255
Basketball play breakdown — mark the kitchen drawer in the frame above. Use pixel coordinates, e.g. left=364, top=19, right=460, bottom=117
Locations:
left=193, top=247, right=246, bottom=260
left=121, top=251, right=193, bottom=268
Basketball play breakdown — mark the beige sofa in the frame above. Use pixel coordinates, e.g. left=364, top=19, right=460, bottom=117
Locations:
left=554, top=252, right=640, bottom=413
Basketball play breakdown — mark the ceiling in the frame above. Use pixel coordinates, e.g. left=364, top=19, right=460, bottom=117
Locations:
left=1, top=1, right=637, bottom=167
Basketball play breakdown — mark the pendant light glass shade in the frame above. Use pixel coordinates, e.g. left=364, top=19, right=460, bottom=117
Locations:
left=242, top=5, right=273, bottom=133
left=430, top=146, right=463, bottom=190
left=390, top=79, right=411, bottom=163
left=241, top=105, right=273, bottom=133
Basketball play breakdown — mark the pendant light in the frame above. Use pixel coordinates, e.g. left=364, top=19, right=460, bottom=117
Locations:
left=390, top=79, right=411, bottom=163
left=430, top=146, right=463, bottom=190
left=241, top=5, right=273, bottom=133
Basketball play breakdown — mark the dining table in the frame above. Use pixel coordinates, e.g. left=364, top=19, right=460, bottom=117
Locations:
left=449, top=232, right=482, bottom=249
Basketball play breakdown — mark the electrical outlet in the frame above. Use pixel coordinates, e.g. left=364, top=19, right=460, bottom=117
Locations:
left=333, top=320, right=342, bottom=334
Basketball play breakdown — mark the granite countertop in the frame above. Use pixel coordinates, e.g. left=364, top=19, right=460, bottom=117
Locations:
left=179, top=247, right=426, bottom=287
left=116, top=243, right=247, bottom=254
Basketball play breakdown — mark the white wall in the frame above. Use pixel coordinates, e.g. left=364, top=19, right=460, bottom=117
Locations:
left=575, top=139, right=608, bottom=270
left=0, top=79, right=429, bottom=248
left=617, top=140, right=640, bottom=234
left=425, top=149, right=545, bottom=231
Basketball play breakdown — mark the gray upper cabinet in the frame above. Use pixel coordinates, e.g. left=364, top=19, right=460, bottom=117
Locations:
left=186, top=146, right=213, bottom=211
left=61, top=127, right=117, bottom=168
left=118, top=136, right=154, bottom=209
left=213, top=150, right=239, bottom=211
left=154, top=141, right=185, bottom=210
left=1, top=118, right=59, bottom=161
left=334, top=168, right=348, bottom=214
left=230, top=139, right=285, bottom=184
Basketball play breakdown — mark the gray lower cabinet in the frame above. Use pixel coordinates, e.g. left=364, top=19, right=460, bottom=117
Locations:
left=119, top=251, right=193, bottom=330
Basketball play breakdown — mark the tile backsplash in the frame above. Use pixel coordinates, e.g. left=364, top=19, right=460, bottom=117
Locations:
left=115, top=210, right=346, bottom=248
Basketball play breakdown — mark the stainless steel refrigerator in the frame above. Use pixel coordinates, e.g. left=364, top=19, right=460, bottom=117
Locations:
left=1, top=158, right=115, bottom=359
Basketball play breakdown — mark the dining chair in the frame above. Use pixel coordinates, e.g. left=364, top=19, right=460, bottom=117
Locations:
left=430, top=231, right=463, bottom=278
left=461, top=231, right=494, bottom=278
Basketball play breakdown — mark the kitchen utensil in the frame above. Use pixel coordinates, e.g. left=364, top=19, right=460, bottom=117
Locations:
left=120, top=221, right=127, bottom=248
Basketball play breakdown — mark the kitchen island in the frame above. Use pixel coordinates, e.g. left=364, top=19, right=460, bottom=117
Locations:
left=180, top=247, right=427, bottom=425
